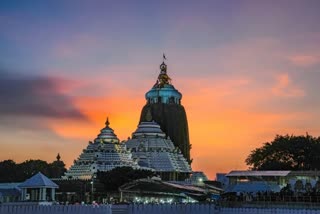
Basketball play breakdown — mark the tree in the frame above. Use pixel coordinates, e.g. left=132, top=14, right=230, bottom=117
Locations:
left=97, top=167, right=156, bottom=191
left=0, top=154, right=67, bottom=182
left=20, top=159, right=50, bottom=179
left=0, top=160, right=18, bottom=182
left=246, top=134, right=320, bottom=170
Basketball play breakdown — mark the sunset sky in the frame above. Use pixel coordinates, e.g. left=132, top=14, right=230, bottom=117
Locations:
left=1, top=0, right=320, bottom=179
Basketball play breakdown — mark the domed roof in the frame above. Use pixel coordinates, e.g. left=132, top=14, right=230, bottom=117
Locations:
left=145, top=60, right=182, bottom=105
left=127, top=121, right=174, bottom=150
left=146, top=85, right=182, bottom=100
left=132, top=121, right=166, bottom=138
left=94, top=118, right=119, bottom=143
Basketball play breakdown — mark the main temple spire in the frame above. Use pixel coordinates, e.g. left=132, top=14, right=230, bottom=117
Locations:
left=141, top=57, right=191, bottom=164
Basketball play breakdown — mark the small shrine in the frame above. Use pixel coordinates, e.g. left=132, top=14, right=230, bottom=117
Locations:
left=18, top=172, right=58, bottom=201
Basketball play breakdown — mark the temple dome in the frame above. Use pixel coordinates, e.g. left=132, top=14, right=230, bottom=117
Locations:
left=94, top=118, right=119, bottom=143
left=132, top=121, right=166, bottom=138
left=146, top=85, right=182, bottom=104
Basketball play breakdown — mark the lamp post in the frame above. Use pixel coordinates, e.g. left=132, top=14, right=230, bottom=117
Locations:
left=91, top=174, right=96, bottom=203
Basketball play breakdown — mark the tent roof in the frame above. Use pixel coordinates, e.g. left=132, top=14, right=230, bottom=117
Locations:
left=120, top=178, right=206, bottom=195
left=0, top=183, right=21, bottom=189
left=18, top=172, right=58, bottom=188
left=226, top=170, right=291, bottom=177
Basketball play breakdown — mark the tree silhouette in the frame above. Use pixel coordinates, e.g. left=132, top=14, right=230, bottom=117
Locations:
left=246, top=134, right=320, bottom=170
left=0, top=154, right=67, bottom=182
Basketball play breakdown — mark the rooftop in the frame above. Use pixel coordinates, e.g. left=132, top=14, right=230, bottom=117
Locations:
left=18, top=172, right=58, bottom=188
left=226, top=170, right=291, bottom=177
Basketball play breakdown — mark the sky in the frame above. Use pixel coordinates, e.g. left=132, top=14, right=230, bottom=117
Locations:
left=1, top=0, right=320, bottom=179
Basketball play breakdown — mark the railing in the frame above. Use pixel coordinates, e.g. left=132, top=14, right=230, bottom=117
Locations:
left=126, top=204, right=320, bottom=214
left=0, top=204, right=112, bottom=214
left=1, top=203, right=320, bottom=214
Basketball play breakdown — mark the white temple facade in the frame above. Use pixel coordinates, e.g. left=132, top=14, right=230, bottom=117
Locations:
left=125, top=121, right=192, bottom=181
left=63, top=118, right=138, bottom=180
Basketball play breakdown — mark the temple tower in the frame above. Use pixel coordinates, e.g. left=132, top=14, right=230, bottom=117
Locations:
left=139, top=56, right=192, bottom=164
left=63, top=118, right=138, bottom=179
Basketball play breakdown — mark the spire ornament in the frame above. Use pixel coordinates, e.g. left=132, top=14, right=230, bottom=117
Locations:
left=56, top=153, right=61, bottom=161
left=156, top=54, right=171, bottom=87
left=105, top=117, right=110, bottom=127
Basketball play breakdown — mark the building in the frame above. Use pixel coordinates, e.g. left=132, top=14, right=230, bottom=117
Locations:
left=139, top=58, right=192, bottom=164
left=0, top=183, right=20, bottom=203
left=224, top=170, right=320, bottom=194
left=216, top=173, right=229, bottom=190
left=19, top=172, right=58, bottom=202
left=125, top=121, right=191, bottom=181
left=63, top=58, right=193, bottom=182
left=119, top=177, right=208, bottom=203
left=63, top=118, right=138, bottom=180
left=0, top=173, right=59, bottom=204
left=188, top=171, right=209, bottom=186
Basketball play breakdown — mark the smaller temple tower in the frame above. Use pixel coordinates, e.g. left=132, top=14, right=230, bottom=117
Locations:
left=126, top=120, right=191, bottom=181
left=63, top=118, right=138, bottom=180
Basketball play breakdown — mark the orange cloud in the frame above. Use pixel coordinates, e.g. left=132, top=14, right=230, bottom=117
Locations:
left=48, top=94, right=145, bottom=140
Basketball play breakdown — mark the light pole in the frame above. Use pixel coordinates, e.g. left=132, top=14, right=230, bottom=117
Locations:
left=91, top=174, right=96, bottom=203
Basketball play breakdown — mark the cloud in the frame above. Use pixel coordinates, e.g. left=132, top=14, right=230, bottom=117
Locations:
left=271, top=73, right=305, bottom=97
left=0, top=69, right=87, bottom=120
left=288, top=55, right=319, bottom=67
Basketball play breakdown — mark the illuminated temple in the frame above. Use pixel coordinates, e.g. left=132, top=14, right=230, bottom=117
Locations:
left=63, top=118, right=138, bottom=179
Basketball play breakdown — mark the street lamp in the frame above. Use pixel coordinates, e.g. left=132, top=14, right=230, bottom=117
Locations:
left=91, top=174, right=96, bottom=203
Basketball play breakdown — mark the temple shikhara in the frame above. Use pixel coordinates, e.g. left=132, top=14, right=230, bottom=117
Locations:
left=140, top=58, right=192, bottom=164
left=64, top=56, right=192, bottom=181
left=63, top=118, right=138, bottom=180
left=126, top=121, right=191, bottom=181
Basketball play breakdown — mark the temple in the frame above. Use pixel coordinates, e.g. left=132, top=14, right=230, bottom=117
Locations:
left=140, top=57, right=192, bottom=164
left=63, top=56, right=193, bottom=181
left=63, top=118, right=138, bottom=179
left=125, top=120, right=192, bottom=181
